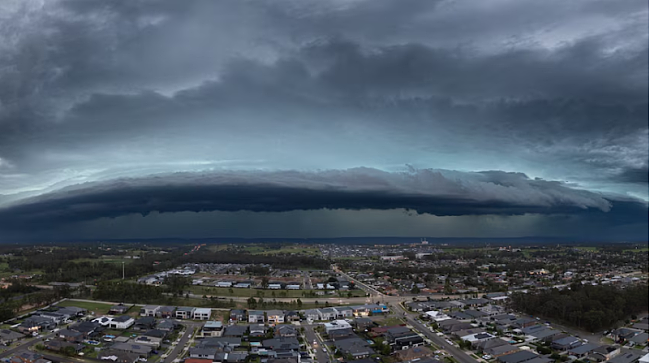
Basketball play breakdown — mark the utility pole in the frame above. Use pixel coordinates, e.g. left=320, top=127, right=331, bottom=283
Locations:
left=122, top=261, right=125, bottom=280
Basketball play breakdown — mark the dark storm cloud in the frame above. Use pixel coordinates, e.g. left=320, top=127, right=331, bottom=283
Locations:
left=614, top=166, right=650, bottom=183
left=0, top=0, right=647, bottom=240
left=2, top=168, right=645, bottom=232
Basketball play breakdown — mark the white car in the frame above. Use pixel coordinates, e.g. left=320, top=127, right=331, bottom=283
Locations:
left=482, top=355, right=492, bottom=360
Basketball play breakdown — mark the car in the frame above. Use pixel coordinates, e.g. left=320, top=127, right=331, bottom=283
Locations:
left=322, top=348, right=327, bottom=353
left=482, top=355, right=492, bottom=360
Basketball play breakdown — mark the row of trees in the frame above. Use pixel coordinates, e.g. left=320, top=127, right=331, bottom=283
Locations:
left=509, top=283, right=649, bottom=332
left=93, top=281, right=164, bottom=303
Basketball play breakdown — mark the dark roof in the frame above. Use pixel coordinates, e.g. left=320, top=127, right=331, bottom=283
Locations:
left=607, top=352, right=643, bottom=363
left=263, top=337, right=300, bottom=351
left=497, top=351, right=538, bottom=363
left=144, top=329, right=167, bottom=338
left=70, top=321, right=99, bottom=333
left=552, top=336, right=580, bottom=346
left=568, top=343, right=599, bottom=355
left=136, top=316, right=155, bottom=324
left=224, top=325, right=248, bottom=336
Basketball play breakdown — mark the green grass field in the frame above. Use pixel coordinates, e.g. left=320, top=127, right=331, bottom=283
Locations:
left=623, top=247, right=649, bottom=253
left=56, top=300, right=114, bottom=315
left=574, top=247, right=599, bottom=251
left=243, top=245, right=321, bottom=256
left=70, top=257, right=134, bottom=264
left=376, top=317, right=404, bottom=326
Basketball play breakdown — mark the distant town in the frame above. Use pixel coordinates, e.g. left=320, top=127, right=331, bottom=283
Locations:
left=0, top=241, right=645, bottom=363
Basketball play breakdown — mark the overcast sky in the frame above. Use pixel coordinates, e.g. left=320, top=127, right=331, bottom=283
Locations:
left=0, top=0, right=647, bottom=241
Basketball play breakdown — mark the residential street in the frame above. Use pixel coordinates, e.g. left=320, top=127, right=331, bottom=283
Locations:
left=0, top=332, right=55, bottom=359
left=162, top=321, right=202, bottom=363
left=389, top=303, right=479, bottom=363
left=303, top=324, right=332, bottom=363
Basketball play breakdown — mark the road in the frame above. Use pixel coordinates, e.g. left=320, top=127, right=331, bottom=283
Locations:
left=162, top=321, right=202, bottom=363
left=303, top=324, right=331, bottom=363
left=0, top=332, right=55, bottom=359
left=395, top=304, right=478, bottom=363
left=302, top=272, right=313, bottom=290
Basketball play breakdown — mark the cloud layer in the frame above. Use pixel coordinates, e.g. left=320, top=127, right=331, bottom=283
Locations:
left=0, top=0, right=647, bottom=240
left=2, top=168, right=645, bottom=230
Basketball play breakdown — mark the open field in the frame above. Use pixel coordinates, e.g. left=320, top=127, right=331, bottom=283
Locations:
left=70, top=257, right=135, bottom=264
left=376, top=317, right=405, bottom=326
left=188, top=286, right=366, bottom=298
left=574, top=247, right=599, bottom=251
left=623, top=247, right=649, bottom=253
left=243, top=245, right=321, bottom=256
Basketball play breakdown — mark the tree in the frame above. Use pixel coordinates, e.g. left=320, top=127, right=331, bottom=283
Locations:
left=411, top=286, right=421, bottom=294
left=261, top=276, right=270, bottom=289
left=297, top=299, right=303, bottom=308
left=61, top=346, right=77, bottom=356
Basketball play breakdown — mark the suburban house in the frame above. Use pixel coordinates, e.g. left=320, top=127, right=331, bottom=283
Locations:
left=266, top=310, right=285, bottom=324
left=36, top=312, right=68, bottom=324
left=19, top=316, right=56, bottom=333
left=334, top=307, right=354, bottom=318
left=98, top=349, right=140, bottom=363
left=248, top=310, right=265, bottom=323
left=589, top=346, right=621, bottom=362
left=334, top=336, right=375, bottom=359
left=132, top=335, right=162, bottom=348
left=111, top=342, right=153, bottom=358
left=199, top=321, right=224, bottom=338
left=176, top=307, right=196, bottom=320
left=9, top=351, right=52, bottom=363
left=497, top=351, right=539, bottom=363
left=629, top=333, right=649, bottom=347
left=318, top=308, right=338, bottom=321
left=385, top=326, right=425, bottom=350
left=57, top=306, right=87, bottom=317
left=0, top=330, right=24, bottom=344
left=249, top=324, right=267, bottom=338
left=70, top=321, right=101, bottom=338
left=475, top=338, right=509, bottom=351
left=157, top=306, right=176, bottom=318
left=134, top=317, right=156, bottom=331
left=353, top=317, right=375, bottom=331
left=551, top=336, right=582, bottom=351
left=189, top=348, right=217, bottom=360
left=262, top=337, right=300, bottom=352
left=568, top=343, right=599, bottom=358
left=512, top=318, right=537, bottom=329
left=109, top=304, right=130, bottom=315
left=140, top=305, right=161, bottom=317
left=275, top=325, right=297, bottom=338
left=193, top=308, right=212, bottom=320
left=608, top=352, right=643, bottom=363
left=304, top=309, right=320, bottom=321
left=485, top=344, right=520, bottom=357
left=285, top=311, right=301, bottom=322
left=156, top=319, right=175, bottom=332
left=58, top=329, right=83, bottom=342
left=109, top=316, right=135, bottom=330
left=324, top=320, right=353, bottom=335
left=395, top=346, right=434, bottom=362
left=229, top=310, right=247, bottom=322
left=223, top=325, right=248, bottom=338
